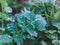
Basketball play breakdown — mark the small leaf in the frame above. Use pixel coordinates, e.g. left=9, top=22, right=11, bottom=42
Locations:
left=53, top=11, right=60, bottom=22
left=23, top=12, right=35, bottom=22
left=0, top=12, right=7, bottom=20
left=44, top=30, right=56, bottom=34
left=52, top=22, right=60, bottom=30
left=0, top=0, right=8, bottom=10
left=25, top=35, right=35, bottom=40
left=13, top=34, right=23, bottom=45
left=7, top=23, right=18, bottom=33
left=4, top=6, right=12, bottom=13
left=26, top=25, right=37, bottom=37
left=52, top=40, right=59, bottom=45
left=26, top=2, right=36, bottom=6
left=46, top=33, right=58, bottom=39
left=0, top=27, right=5, bottom=31
left=41, top=40, right=47, bottom=45
left=15, top=13, right=25, bottom=23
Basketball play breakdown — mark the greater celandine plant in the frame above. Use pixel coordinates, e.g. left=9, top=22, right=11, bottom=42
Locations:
left=0, top=0, right=60, bottom=45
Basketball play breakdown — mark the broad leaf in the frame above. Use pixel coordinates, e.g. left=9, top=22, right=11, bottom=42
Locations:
left=33, top=15, right=47, bottom=31
left=0, top=34, right=13, bottom=43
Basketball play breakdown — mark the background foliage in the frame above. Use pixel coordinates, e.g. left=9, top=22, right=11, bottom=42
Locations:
left=0, top=0, right=60, bottom=45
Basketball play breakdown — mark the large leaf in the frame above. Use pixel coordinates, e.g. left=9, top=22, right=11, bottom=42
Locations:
left=0, top=34, right=13, bottom=43
left=33, top=15, right=47, bottom=31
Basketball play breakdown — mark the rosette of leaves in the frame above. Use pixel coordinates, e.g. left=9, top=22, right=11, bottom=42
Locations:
left=0, top=0, right=60, bottom=45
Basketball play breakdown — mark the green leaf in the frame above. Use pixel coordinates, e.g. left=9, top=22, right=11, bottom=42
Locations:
left=0, top=12, right=7, bottom=20
left=33, top=15, right=47, bottom=31
left=26, top=2, right=36, bottom=6
left=15, top=14, right=25, bottom=24
left=35, top=8, right=42, bottom=14
left=6, top=14, right=15, bottom=22
left=11, top=1, right=24, bottom=8
left=52, top=40, right=59, bottom=45
left=0, top=0, right=8, bottom=10
left=0, top=34, right=13, bottom=43
left=4, top=6, right=12, bottom=13
left=13, top=34, right=23, bottom=45
left=41, top=40, right=47, bottom=45
left=0, top=27, right=5, bottom=31
left=46, top=33, right=58, bottom=39
left=23, top=11, right=35, bottom=22
left=52, top=22, right=60, bottom=30
left=7, top=23, right=18, bottom=33
left=58, top=30, right=60, bottom=33
left=53, top=11, right=60, bottom=22
left=25, top=35, right=35, bottom=40
left=44, top=30, right=57, bottom=34
left=0, top=43, right=3, bottom=45
left=22, top=26, right=27, bottom=33
left=26, top=25, right=37, bottom=37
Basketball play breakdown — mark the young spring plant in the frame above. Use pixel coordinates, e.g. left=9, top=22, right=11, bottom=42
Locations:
left=0, top=0, right=60, bottom=45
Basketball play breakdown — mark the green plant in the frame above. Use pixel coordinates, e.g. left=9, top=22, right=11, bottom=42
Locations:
left=0, top=0, right=60, bottom=45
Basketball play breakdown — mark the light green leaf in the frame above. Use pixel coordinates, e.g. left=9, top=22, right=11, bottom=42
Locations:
left=52, top=40, right=59, bottom=45
left=0, top=12, right=7, bottom=20
left=33, top=15, right=47, bottom=31
left=4, top=6, right=12, bottom=13
left=0, top=0, right=8, bottom=11
left=0, top=34, right=13, bottom=43
left=41, top=40, right=47, bottom=45
left=52, top=22, right=60, bottom=30
left=53, top=11, right=60, bottom=22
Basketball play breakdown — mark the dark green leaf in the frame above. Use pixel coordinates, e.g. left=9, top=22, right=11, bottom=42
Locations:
left=13, top=34, right=23, bottom=45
